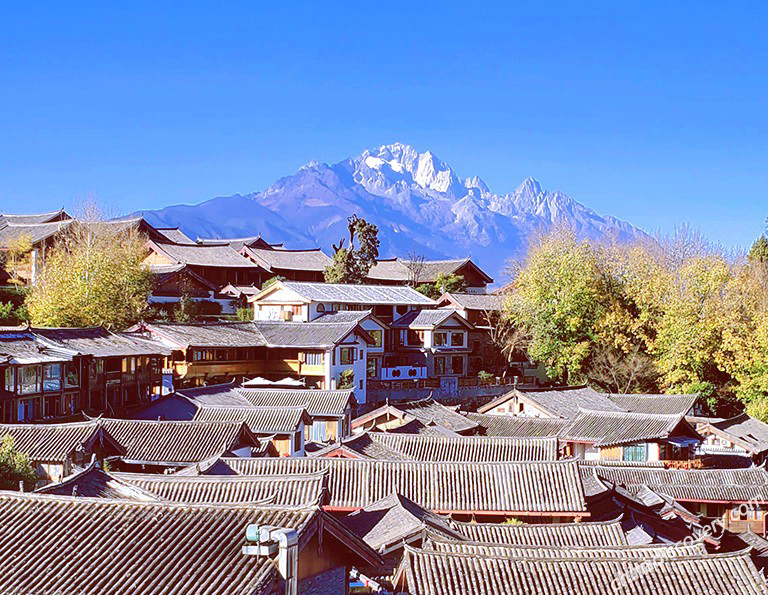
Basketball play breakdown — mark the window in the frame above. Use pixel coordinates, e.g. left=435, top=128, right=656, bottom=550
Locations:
left=367, top=356, right=379, bottom=378
left=622, top=444, right=647, bottom=462
left=434, top=332, right=447, bottom=347
left=359, top=379, right=363, bottom=389
left=19, top=366, right=40, bottom=395
left=407, top=330, right=422, bottom=346
left=43, top=364, right=62, bottom=392
left=369, top=330, right=383, bottom=348
left=4, top=368, right=14, bottom=392
left=304, top=352, right=324, bottom=366
left=451, top=332, right=464, bottom=347
left=451, top=356, right=463, bottom=375
left=64, top=363, right=80, bottom=388
left=316, top=303, right=326, bottom=313
left=434, top=356, right=446, bottom=375
left=339, top=347, right=355, bottom=365
left=294, top=432, right=302, bottom=453
left=291, top=305, right=302, bottom=316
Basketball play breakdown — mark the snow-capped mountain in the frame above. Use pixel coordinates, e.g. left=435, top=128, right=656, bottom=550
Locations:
left=134, top=143, right=646, bottom=282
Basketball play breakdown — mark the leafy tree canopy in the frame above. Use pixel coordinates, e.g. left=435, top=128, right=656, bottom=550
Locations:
left=0, top=435, right=37, bottom=491
left=324, top=215, right=380, bottom=284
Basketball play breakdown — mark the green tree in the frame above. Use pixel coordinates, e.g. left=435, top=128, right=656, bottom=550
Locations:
left=506, top=229, right=607, bottom=383
left=0, top=435, right=37, bottom=491
left=748, top=235, right=768, bottom=264
left=415, top=272, right=467, bottom=299
left=324, top=215, right=380, bottom=284
left=27, top=212, right=152, bottom=329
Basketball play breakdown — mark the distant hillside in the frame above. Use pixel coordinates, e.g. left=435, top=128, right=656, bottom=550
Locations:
left=133, top=143, right=647, bottom=283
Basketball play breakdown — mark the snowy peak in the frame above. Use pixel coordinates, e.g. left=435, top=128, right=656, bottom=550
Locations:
left=134, top=142, right=646, bottom=281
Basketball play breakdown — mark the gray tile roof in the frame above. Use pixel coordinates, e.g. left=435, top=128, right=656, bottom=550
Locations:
left=98, top=418, right=259, bottom=465
left=32, top=326, right=169, bottom=357
left=607, top=393, right=698, bottom=416
left=478, top=385, right=625, bottom=419
left=585, top=464, right=768, bottom=503
left=451, top=518, right=628, bottom=546
left=561, top=410, right=698, bottom=447
left=193, top=405, right=310, bottom=434
left=112, top=471, right=328, bottom=506
left=177, top=383, right=255, bottom=408
left=0, top=329, right=75, bottom=364
left=0, top=209, right=69, bottom=225
left=149, top=240, right=258, bottom=268
left=366, top=258, right=493, bottom=284
left=354, top=398, right=479, bottom=434
left=274, top=281, right=436, bottom=305
left=465, top=413, right=569, bottom=437
left=182, top=457, right=588, bottom=514
left=391, top=309, right=460, bottom=329
left=313, top=432, right=559, bottom=462
left=0, top=421, right=125, bottom=463
left=154, top=227, right=194, bottom=244
left=440, top=292, right=504, bottom=311
left=237, top=388, right=356, bottom=418
left=0, top=492, right=322, bottom=595
left=342, top=493, right=465, bottom=552
left=385, top=419, right=462, bottom=437
left=426, top=537, right=707, bottom=559
left=35, top=462, right=160, bottom=500
left=242, top=246, right=332, bottom=272
left=701, top=413, right=768, bottom=455
left=393, top=546, right=768, bottom=595
left=0, top=219, right=73, bottom=248
left=143, top=319, right=364, bottom=349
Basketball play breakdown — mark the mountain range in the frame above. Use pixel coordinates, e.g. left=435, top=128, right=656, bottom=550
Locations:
left=133, top=143, right=646, bottom=283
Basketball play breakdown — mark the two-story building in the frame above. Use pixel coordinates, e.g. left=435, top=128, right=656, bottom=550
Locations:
left=0, top=327, right=167, bottom=423
left=388, top=309, right=474, bottom=380
left=133, top=319, right=376, bottom=402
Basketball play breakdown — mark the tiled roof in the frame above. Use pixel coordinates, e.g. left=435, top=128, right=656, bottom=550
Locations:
left=149, top=240, right=258, bottom=268
left=177, top=382, right=254, bottom=407
left=193, top=406, right=310, bottom=434
left=270, top=281, right=436, bottom=305
left=701, top=413, right=768, bottom=455
left=35, top=462, right=160, bottom=500
left=393, top=546, right=768, bottom=595
left=391, top=309, right=468, bottom=329
left=0, top=492, right=321, bottom=595
left=366, top=258, right=493, bottom=284
left=183, top=457, right=588, bottom=514
left=561, top=410, right=697, bottom=447
left=32, top=326, right=169, bottom=357
left=439, top=292, right=504, bottom=311
left=478, top=386, right=625, bottom=419
left=255, top=319, right=364, bottom=348
left=113, top=471, right=328, bottom=506
left=154, top=227, right=194, bottom=244
left=0, top=209, right=69, bottom=225
left=607, top=393, right=698, bottom=416
left=585, top=464, right=768, bottom=503
left=313, top=432, right=559, bottom=462
left=242, top=246, right=332, bottom=272
left=342, top=493, right=465, bottom=552
left=0, top=219, right=73, bottom=248
left=143, top=320, right=364, bottom=349
left=0, top=329, right=75, bottom=364
left=452, top=518, right=627, bottom=546
left=426, top=537, right=707, bottom=559
left=0, top=421, right=125, bottom=463
left=354, top=398, right=479, bottom=434
left=385, top=419, right=462, bottom=437
left=237, top=388, right=356, bottom=418
left=465, top=413, right=569, bottom=437
left=98, top=418, right=258, bottom=465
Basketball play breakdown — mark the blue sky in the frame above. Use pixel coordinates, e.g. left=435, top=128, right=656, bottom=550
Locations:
left=1, top=2, right=766, bottom=248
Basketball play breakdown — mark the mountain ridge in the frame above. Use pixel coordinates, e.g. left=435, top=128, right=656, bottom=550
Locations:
left=132, top=143, right=647, bottom=282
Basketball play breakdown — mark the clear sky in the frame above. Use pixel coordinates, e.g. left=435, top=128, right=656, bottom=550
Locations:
left=1, top=2, right=766, bottom=248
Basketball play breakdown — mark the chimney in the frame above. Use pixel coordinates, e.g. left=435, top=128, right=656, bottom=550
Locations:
left=243, top=524, right=299, bottom=595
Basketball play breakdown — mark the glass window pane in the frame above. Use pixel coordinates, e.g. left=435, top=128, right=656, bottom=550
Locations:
left=43, top=364, right=62, bottom=392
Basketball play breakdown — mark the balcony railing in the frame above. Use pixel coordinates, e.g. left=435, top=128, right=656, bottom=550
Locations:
left=382, top=366, right=427, bottom=381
